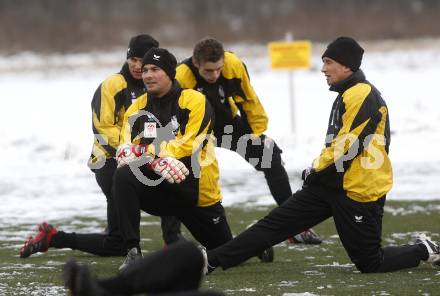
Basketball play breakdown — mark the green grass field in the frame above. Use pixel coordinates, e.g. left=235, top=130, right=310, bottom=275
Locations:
left=1, top=200, right=440, bottom=295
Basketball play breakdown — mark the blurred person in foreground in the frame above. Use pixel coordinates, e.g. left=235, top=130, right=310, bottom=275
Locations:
left=19, top=35, right=182, bottom=260
left=113, top=47, right=273, bottom=272
left=199, top=36, right=440, bottom=274
left=175, top=38, right=321, bottom=245
left=63, top=241, right=224, bottom=296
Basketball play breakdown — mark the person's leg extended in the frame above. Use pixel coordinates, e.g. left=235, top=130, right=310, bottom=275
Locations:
left=332, top=194, right=427, bottom=273
left=250, top=136, right=292, bottom=206
left=50, top=232, right=125, bottom=256
left=209, top=187, right=331, bottom=270
left=20, top=222, right=126, bottom=258
left=217, top=120, right=291, bottom=205
left=64, top=241, right=207, bottom=295
left=48, top=158, right=125, bottom=257
left=98, top=241, right=204, bottom=294
left=221, top=122, right=321, bottom=244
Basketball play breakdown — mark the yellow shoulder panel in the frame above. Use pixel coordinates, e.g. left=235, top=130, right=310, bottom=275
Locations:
left=343, top=83, right=371, bottom=107
left=176, top=63, right=197, bottom=89
left=178, top=88, right=206, bottom=109
left=101, top=73, right=127, bottom=97
left=222, top=51, right=244, bottom=79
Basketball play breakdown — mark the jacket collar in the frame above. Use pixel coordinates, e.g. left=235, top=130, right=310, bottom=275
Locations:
left=329, top=69, right=366, bottom=94
left=148, top=80, right=181, bottom=103
left=185, top=57, right=220, bottom=85
left=186, top=57, right=203, bottom=81
left=120, top=63, right=145, bottom=89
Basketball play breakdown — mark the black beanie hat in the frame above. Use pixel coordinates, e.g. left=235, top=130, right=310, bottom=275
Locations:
left=142, top=48, right=177, bottom=80
left=322, top=37, right=364, bottom=71
left=127, top=34, right=159, bottom=59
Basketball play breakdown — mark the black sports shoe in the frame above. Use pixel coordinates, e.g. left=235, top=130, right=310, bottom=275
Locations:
left=63, top=258, right=109, bottom=296
left=119, top=247, right=143, bottom=272
left=258, top=246, right=274, bottom=263
left=416, top=234, right=440, bottom=266
left=198, top=245, right=216, bottom=275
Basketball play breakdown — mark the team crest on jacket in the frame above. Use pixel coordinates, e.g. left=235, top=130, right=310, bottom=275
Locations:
left=218, top=85, right=226, bottom=103
left=171, top=116, right=180, bottom=135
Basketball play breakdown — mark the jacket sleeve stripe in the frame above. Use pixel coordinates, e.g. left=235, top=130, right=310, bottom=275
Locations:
left=160, top=92, right=212, bottom=159
left=349, top=92, right=383, bottom=153
left=91, top=76, right=127, bottom=157
left=91, top=85, right=102, bottom=121
left=196, top=99, right=214, bottom=137
left=313, top=84, right=372, bottom=173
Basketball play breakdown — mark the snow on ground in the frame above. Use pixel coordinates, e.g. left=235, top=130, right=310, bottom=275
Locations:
left=1, top=40, right=439, bottom=230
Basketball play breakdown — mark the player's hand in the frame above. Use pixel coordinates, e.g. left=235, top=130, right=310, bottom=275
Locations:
left=301, top=167, right=317, bottom=185
left=149, top=157, right=189, bottom=184
left=116, top=144, right=148, bottom=167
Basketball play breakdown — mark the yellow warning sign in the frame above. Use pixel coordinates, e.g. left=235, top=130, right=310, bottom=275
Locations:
left=268, top=41, right=311, bottom=70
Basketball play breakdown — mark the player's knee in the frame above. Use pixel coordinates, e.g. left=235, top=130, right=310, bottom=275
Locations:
left=354, top=257, right=381, bottom=273
left=113, top=165, right=132, bottom=183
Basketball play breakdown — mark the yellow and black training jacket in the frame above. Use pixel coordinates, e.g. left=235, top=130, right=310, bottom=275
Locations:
left=89, top=63, right=146, bottom=165
left=175, top=51, right=268, bottom=136
left=312, top=70, right=393, bottom=202
left=120, top=81, right=222, bottom=207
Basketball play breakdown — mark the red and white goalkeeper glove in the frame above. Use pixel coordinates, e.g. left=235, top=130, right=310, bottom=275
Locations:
left=149, top=157, right=189, bottom=184
left=116, top=144, right=189, bottom=184
left=116, top=144, right=149, bottom=167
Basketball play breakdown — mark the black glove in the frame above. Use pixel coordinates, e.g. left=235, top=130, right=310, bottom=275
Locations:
left=301, top=167, right=318, bottom=186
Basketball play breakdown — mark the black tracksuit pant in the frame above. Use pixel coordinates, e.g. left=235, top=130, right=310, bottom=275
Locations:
left=113, top=165, right=233, bottom=251
left=215, top=117, right=292, bottom=206
left=96, top=241, right=223, bottom=295
left=209, top=183, right=427, bottom=273
left=50, top=158, right=182, bottom=256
